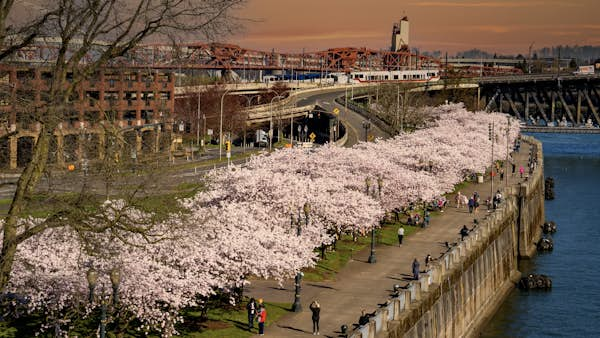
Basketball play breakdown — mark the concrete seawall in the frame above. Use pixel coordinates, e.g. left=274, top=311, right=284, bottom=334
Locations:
left=352, top=137, right=545, bottom=338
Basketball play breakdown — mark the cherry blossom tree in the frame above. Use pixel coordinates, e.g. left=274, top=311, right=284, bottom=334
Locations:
left=0, top=103, right=520, bottom=336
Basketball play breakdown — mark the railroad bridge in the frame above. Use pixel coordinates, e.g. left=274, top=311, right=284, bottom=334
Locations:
left=478, top=74, right=600, bottom=126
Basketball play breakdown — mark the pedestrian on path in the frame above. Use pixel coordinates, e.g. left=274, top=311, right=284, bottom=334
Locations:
left=425, top=254, right=432, bottom=268
left=397, top=226, right=405, bottom=246
left=412, top=258, right=420, bottom=280
left=246, top=298, right=257, bottom=331
left=519, top=165, right=524, bottom=178
left=468, top=197, right=474, bottom=213
left=257, top=304, right=267, bottom=336
left=310, top=300, right=321, bottom=335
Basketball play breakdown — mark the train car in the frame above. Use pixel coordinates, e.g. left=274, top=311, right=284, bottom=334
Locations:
left=263, top=69, right=439, bottom=85
left=344, top=69, right=440, bottom=84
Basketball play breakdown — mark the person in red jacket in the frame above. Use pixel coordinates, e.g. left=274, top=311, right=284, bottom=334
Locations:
left=257, top=304, right=267, bottom=335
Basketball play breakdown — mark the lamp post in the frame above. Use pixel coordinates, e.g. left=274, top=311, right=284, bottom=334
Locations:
left=303, top=125, right=308, bottom=142
left=241, top=95, right=262, bottom=149
left=365, top=177, right=381, bottom=264
left=291, top=202, right=310, bottom=312
left=196, top=90, right=201, bottom=147
left=362, top=120, right=371, bottom=142
left=269, top=94, right=286, bottom=150
left=86, top=268, right=97, bottom=304
left=505, top=116, right=511, bottom=188
left=396, top=84, right=407, bottom=132
left=86, top=267, right=121, bottom=338
left=219, top=89, right=232, bottom=161
left=488, top=122, right=495, bottom=200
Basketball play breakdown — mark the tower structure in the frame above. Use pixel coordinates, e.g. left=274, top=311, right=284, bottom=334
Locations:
left=391, top=16, right=409, bottom=52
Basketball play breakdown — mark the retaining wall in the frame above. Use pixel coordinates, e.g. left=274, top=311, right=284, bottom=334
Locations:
left=350, top=137, right=544, bottom=338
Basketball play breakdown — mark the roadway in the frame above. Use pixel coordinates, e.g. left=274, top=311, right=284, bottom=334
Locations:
left=294, top=88, right=390, bottom=146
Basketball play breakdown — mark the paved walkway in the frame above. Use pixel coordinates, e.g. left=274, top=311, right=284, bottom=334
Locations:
left=247, top=140, right=535, bottom=338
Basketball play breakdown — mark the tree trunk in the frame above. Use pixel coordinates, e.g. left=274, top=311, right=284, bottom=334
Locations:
left=0, top=128, right=51, bottom=292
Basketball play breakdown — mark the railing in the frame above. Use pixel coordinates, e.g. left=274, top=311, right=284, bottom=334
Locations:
left=345, top=187, right=518, bottom=338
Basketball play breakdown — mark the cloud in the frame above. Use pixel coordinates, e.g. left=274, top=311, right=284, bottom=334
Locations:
left=469, top=25, right=513, bottom=33
left=240, top=31, right=386, bottom=43
left=411, top=1, right=580, bottom=8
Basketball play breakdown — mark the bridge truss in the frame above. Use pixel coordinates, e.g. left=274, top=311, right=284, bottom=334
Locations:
left=11, top=42, right=440, bottom=73
left=9, top=41, right=526, bottom=77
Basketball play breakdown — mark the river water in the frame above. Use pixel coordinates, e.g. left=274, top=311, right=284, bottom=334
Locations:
left=481, top=133, right=600, bottom=337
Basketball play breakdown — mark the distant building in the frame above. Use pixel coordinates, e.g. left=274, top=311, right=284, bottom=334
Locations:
left=0, top=65, right=175, bottom=169
left=391, top=17, right=410, bottom=52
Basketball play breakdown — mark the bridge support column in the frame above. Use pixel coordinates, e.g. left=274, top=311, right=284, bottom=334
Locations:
left=551, top=92, right=556, bottom=124
left=477, top=87, right=481, bottom=110
left=498, top=94, right=503, bottom=113
left=525, top=92, right=530, bottom=122
left=577, top=90, right=582, bottom=125
left=583, top=90, right=600, bottom=125
left=9, top=135, right=17, bottom=169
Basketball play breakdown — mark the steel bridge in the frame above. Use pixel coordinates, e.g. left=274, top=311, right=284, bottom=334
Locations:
left=479, top=74, right=600, bottom=126
left=10, top=41, right=518, bottom=76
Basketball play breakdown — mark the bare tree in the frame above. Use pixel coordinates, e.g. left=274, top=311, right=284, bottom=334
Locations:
left=374, top=83, right=429, bottom=133
left=0, top=0, right=245, bottom=293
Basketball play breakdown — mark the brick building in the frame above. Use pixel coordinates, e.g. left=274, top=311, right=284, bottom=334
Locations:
left=0, top=66, right=175, bottom=169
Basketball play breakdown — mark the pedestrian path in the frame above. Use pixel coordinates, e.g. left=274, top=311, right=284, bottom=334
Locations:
left=247, top=141, right=534, bottom=338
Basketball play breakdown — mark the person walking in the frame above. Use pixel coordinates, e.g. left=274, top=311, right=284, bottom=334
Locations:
left=468, top=197, right=474, bottom=213
left=310, top=300, right=321, bottom=335
left=412, top=258, right=420, bottom=280
left=397, top=225, right=405, bottom=246
left=519, top=165, right=524, bottom=178
left=257, top=304, right=267, bottom=336
left=246, top=298, right=257, bottom=331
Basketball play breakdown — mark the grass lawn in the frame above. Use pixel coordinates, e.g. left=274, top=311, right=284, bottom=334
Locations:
left=302, top=220, right=421, bottom=282
left=0, top=301, right=290, bottom=338
left=176, top=301, right=290, bottom=338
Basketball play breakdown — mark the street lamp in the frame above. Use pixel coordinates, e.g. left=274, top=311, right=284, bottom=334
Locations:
left=362, top=120, right=371, bottom=142
left=505, top=116, right=511, bottom=188
left=241, top=94, right=262, bottom=149
left=219, top=89, right=232, bottom=161
left=86, top=268, right=97, bottom=304
left=365, top=177, right=382, bottom=264
left=291, top=202, right=310, bottom=312
left=396, top=84, right=407, bottom=132
left=196, top=90, right=201, bottom=147
left=488, top=122, right=495, bottom=200
left=270, top=94, right=286, bottom=150
left=86, top=267, right=121, bottom=338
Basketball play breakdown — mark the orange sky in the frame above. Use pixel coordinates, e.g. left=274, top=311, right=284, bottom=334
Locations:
left=228, top=0, right=600, bottom=55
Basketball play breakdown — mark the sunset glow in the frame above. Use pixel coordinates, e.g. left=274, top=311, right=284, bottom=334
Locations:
left=230, top=0, right=600, bottom=54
